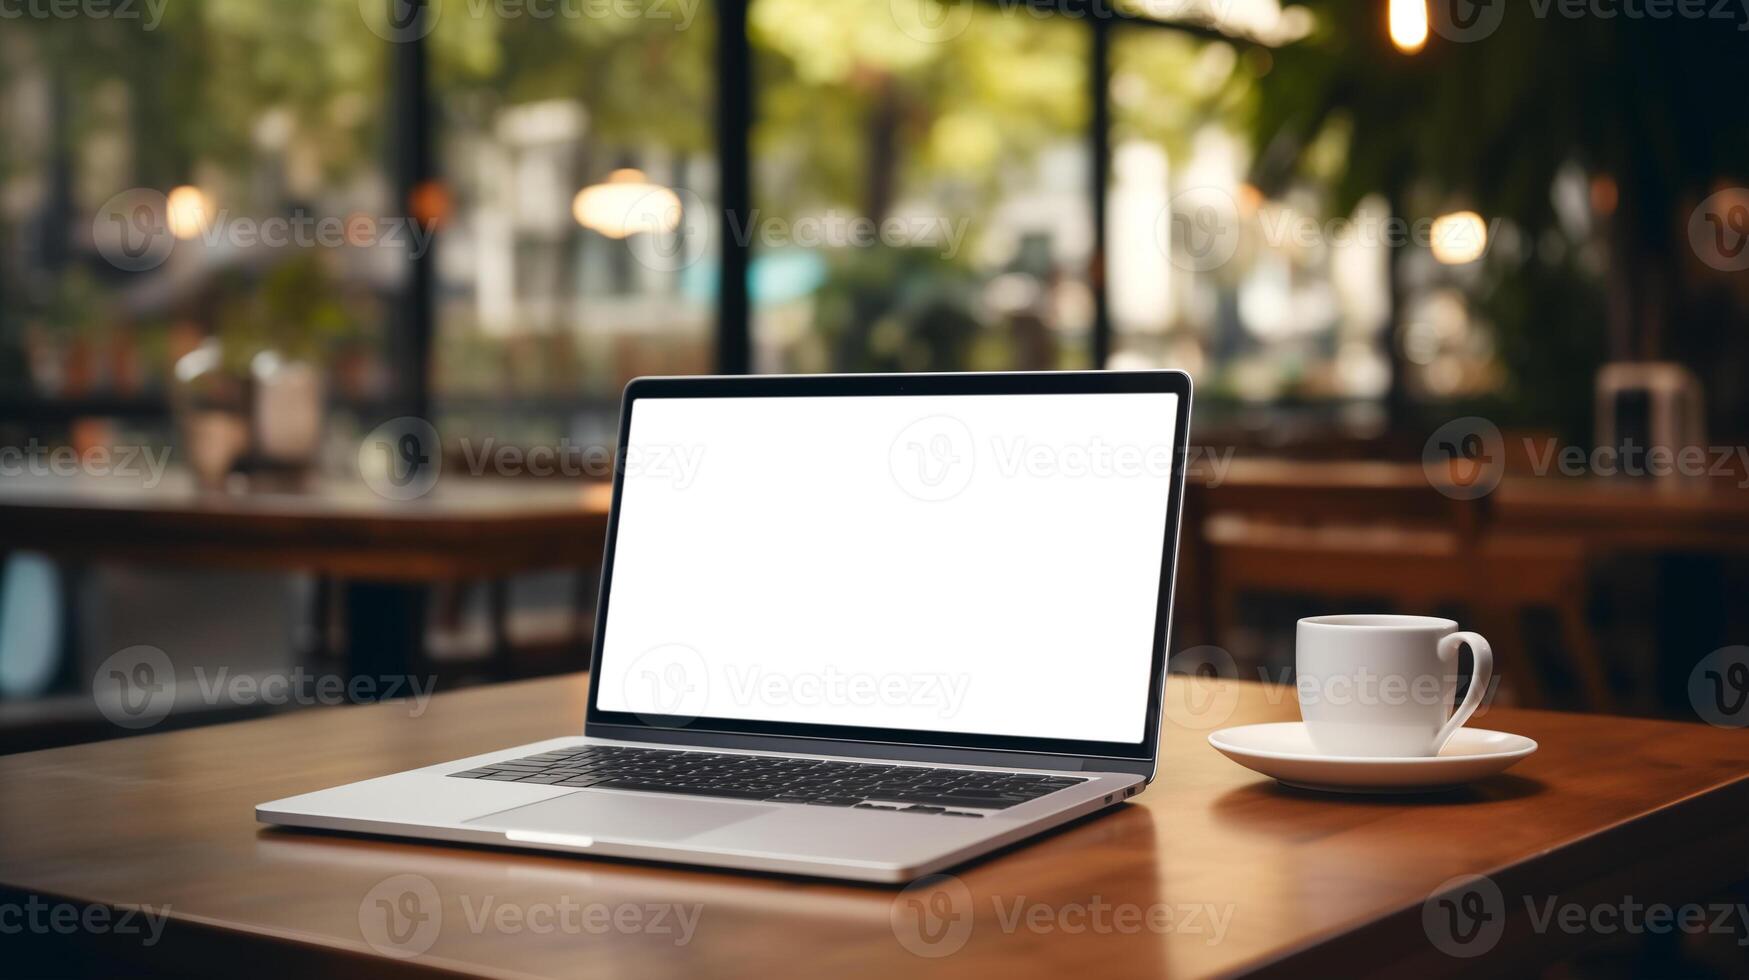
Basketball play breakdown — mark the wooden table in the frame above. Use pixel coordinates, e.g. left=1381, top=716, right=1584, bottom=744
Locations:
left=0, top=470, right=614, bottom=581
left=1189, top=458, right=1749, bottom=553
left=0, top=471, right=614, bottom=687
left=1488, top=476, right=1749, bottom=552
left=4, top=675, right=1746, bottom=978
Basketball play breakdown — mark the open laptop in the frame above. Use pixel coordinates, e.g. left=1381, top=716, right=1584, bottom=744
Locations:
left=258, top=370, right=1192, bottom=882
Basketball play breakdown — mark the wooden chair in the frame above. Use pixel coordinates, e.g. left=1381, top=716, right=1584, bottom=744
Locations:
left=1187, top=461, right=1612, bottom=710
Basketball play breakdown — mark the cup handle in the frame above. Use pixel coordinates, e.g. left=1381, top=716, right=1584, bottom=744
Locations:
left=1433, top=631, right=1493, bottom=753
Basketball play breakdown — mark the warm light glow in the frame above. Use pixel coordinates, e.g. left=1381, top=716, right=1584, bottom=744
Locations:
left=166, top=185, right=212, bottom=240
left=1236, top=182, right=1264, bottom=216
left=572, top=169, right=682, bottom=239
left=1388, top=0, right=1428, bottom=53
left=1430, top=211, right=1488, bottom=265
left=409, top=180, right=451, bottom=229
left=1590, top=175, right=1619, bottom=216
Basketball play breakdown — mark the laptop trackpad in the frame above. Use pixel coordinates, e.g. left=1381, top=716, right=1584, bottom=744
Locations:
left=465, top=791, right=774, bottom=843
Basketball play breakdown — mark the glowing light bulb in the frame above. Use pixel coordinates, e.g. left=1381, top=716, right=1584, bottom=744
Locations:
left=1430, top=211, right=1488, bottom=265
left=1389, top=0, right=1428, bottom=54
left=166, top=185, right=212, bottom=240
left=572, top=169, right=682, bottom=239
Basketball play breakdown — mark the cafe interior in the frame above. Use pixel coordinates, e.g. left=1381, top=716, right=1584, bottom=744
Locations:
left=1, top=0, right=1747, bottom=975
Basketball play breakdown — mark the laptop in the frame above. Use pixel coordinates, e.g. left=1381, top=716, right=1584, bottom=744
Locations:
left=258, top=370, right=1192, bottom=883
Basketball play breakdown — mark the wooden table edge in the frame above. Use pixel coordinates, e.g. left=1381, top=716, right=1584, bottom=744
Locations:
left=1220, top=764, right=1749, bottom=978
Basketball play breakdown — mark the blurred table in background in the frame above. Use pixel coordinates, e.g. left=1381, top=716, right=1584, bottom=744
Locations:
left=0, top=470, right=613, bottom=688
left=1180, top=459, right=1749, bottom=711
left=10, top=457, right=1747, bottom=724
left=1189, top=459, right=1749, bottom=550
left=1488, top=475, right=1749, bottom=552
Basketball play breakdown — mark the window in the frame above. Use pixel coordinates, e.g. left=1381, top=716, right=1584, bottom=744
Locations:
left=428, top=7, right=718, bottom=446
left=750, top=0, right=1091, bottom=374
left=1108, top=22, right=1392, bottom=406
left=3, top=1, right=1418, bottom=454
left=0, top=3, right=395, bottom=428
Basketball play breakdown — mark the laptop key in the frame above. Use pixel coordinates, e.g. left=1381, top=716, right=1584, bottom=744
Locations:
left=946, top=788, right=1028, bottom=799
left=927, top=796, right=1025, bottom=809
left=595, top=780, right=773, bottom=801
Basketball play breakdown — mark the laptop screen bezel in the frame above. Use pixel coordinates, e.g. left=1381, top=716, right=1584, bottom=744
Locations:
left=583, top=370, right=1192, bottom=769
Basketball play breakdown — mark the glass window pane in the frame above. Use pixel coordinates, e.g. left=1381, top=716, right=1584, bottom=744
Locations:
left=750, top=0, right=1092, bottom=374
left=1108, top=25, right=1393, bottom=408
left=1, top=5, right=394, bottom=433
left=429, top=9, right=718, bottom=446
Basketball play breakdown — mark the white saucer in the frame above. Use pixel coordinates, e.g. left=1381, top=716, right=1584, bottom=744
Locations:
left=1207, top=723, right=1538, bottom=793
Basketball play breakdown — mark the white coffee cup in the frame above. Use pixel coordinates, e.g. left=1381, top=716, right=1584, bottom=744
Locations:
left=1296, top=614, right=1493, bottom=758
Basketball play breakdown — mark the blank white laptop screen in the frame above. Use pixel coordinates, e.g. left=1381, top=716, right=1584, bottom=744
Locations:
left=595, top=391, right=1181, bottom=744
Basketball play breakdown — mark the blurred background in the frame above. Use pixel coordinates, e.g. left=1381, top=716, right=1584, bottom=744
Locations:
left=2, top=0, right=1747, bottom=766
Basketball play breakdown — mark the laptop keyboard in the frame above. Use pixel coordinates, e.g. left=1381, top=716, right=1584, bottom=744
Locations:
left=449, top=745, right=1087, bottom=817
